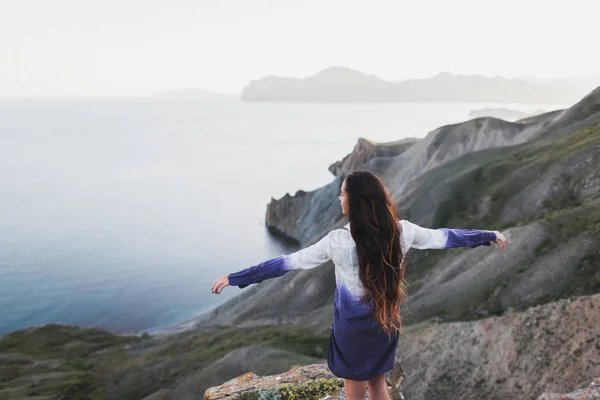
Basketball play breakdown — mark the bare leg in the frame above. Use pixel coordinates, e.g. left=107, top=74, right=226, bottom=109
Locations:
left=367, top=374, right=389, bottom=400
left=344, top=378, right=368, bottom=400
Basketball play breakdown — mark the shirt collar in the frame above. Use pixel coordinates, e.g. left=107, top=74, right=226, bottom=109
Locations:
left=344, top=222, right=350, bottom=230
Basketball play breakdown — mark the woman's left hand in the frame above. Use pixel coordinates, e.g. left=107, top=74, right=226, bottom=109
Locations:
left=492, top=231, right=508, bottom=249
left=212, top=275, right=230, bottom=294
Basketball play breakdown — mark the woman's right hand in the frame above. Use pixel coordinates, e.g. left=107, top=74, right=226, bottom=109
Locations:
left=212, top=275, right=230, bottom=294
left=492, top=231, right=507, bottom=249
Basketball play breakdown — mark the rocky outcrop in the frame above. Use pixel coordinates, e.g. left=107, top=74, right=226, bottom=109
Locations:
left=263, top=136, right=418, bottom=245
left=265, top=176, right=344, bottom=245
left=204, top=360, right=407, bottom=400
left=203, top=364, right=343, bottom=400
left=537, top=378, right=600, bottom=400
left=264, top=190, right=313, bottom=244
left=328, top=138, right=418, bottom=177
left=397, top=294, right=600, bottom=400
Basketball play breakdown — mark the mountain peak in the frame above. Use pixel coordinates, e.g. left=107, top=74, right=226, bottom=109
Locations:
left=311, top=66, right=374, bottom=80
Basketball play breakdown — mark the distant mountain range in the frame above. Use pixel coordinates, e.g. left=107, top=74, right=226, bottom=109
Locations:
left=150, top=89, right=238, bottom=101
left=241, top=66, right=599, bottom=104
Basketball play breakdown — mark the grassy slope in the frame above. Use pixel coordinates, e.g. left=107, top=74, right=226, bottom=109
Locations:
left=400, top=124, right=600, bottom=320
left=0, top=324, right=329, bottom=399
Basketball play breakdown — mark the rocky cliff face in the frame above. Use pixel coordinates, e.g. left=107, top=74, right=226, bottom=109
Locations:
left=328, top=137, right=418, bottom=177
left=396, top=294, right=600, bottom=400
left=264, top=180, right=345, bottom=245
left=203, top=364, right=345, bottom=400
left=537, top=378, right=600, bottom=400
left=264, top=137, right=417, bottom=245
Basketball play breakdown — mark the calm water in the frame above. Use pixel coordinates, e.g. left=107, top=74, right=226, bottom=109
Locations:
left=0, top=100, right=566, bottom=335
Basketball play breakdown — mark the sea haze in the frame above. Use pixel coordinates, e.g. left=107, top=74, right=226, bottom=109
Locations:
left=0, top=99, right=566, bottom=335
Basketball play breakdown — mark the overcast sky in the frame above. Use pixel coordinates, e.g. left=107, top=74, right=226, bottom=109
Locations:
left=1, top=0, right=599, bottom=97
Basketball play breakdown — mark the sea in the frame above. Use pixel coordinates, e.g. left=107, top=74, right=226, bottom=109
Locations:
left=0, top=99, right=568, bottom=335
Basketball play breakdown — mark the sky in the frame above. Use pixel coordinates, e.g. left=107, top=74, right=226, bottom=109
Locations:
left=1, top=0, right=599, bottom=97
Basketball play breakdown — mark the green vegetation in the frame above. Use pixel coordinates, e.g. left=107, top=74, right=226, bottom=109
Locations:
left=235, top=378, right=343, bottom=400
left=153, top=325, right=329, bottom=360
left=0, top=324, right=330, bottom=400
left=0, top=325, right=139, bottom=399
left=0, top=324, right=140, bottom=360
left=237, top=391, right=262, bottom=400
left=521, top=198, right=600, bottom=301
left=408, top=199, right=600, bottom=324
left=277, top=378, right=343, bottom=400
left=430, top=125, right=600, bottom=230
left=398, top=124, right=600, bottom=324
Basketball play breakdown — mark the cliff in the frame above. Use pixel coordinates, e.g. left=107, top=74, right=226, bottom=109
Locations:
left=328, top=137, right=418, bottom=177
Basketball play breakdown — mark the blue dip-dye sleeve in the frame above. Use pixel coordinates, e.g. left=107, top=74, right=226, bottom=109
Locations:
left=228, top=232, right=332, bottom=288
left=404, top=220, right=497, bottom=250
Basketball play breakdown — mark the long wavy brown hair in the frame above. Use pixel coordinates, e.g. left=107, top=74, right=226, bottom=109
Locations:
left=344, top=170, right=407, bottom=338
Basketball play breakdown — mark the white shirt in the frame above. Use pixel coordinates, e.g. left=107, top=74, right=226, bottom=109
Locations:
left=228, top=220, right=496, bottom=293
left=276, top=220, right=496, bottom=298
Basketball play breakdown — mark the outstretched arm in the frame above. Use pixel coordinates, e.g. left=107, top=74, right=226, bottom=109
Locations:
left=401, top=220, right=505, bottom=250
left=212, top=231, right=333, bottom=294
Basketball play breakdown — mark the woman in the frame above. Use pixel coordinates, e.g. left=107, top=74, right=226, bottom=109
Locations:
left=212, top=170, right=507, bottom=400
